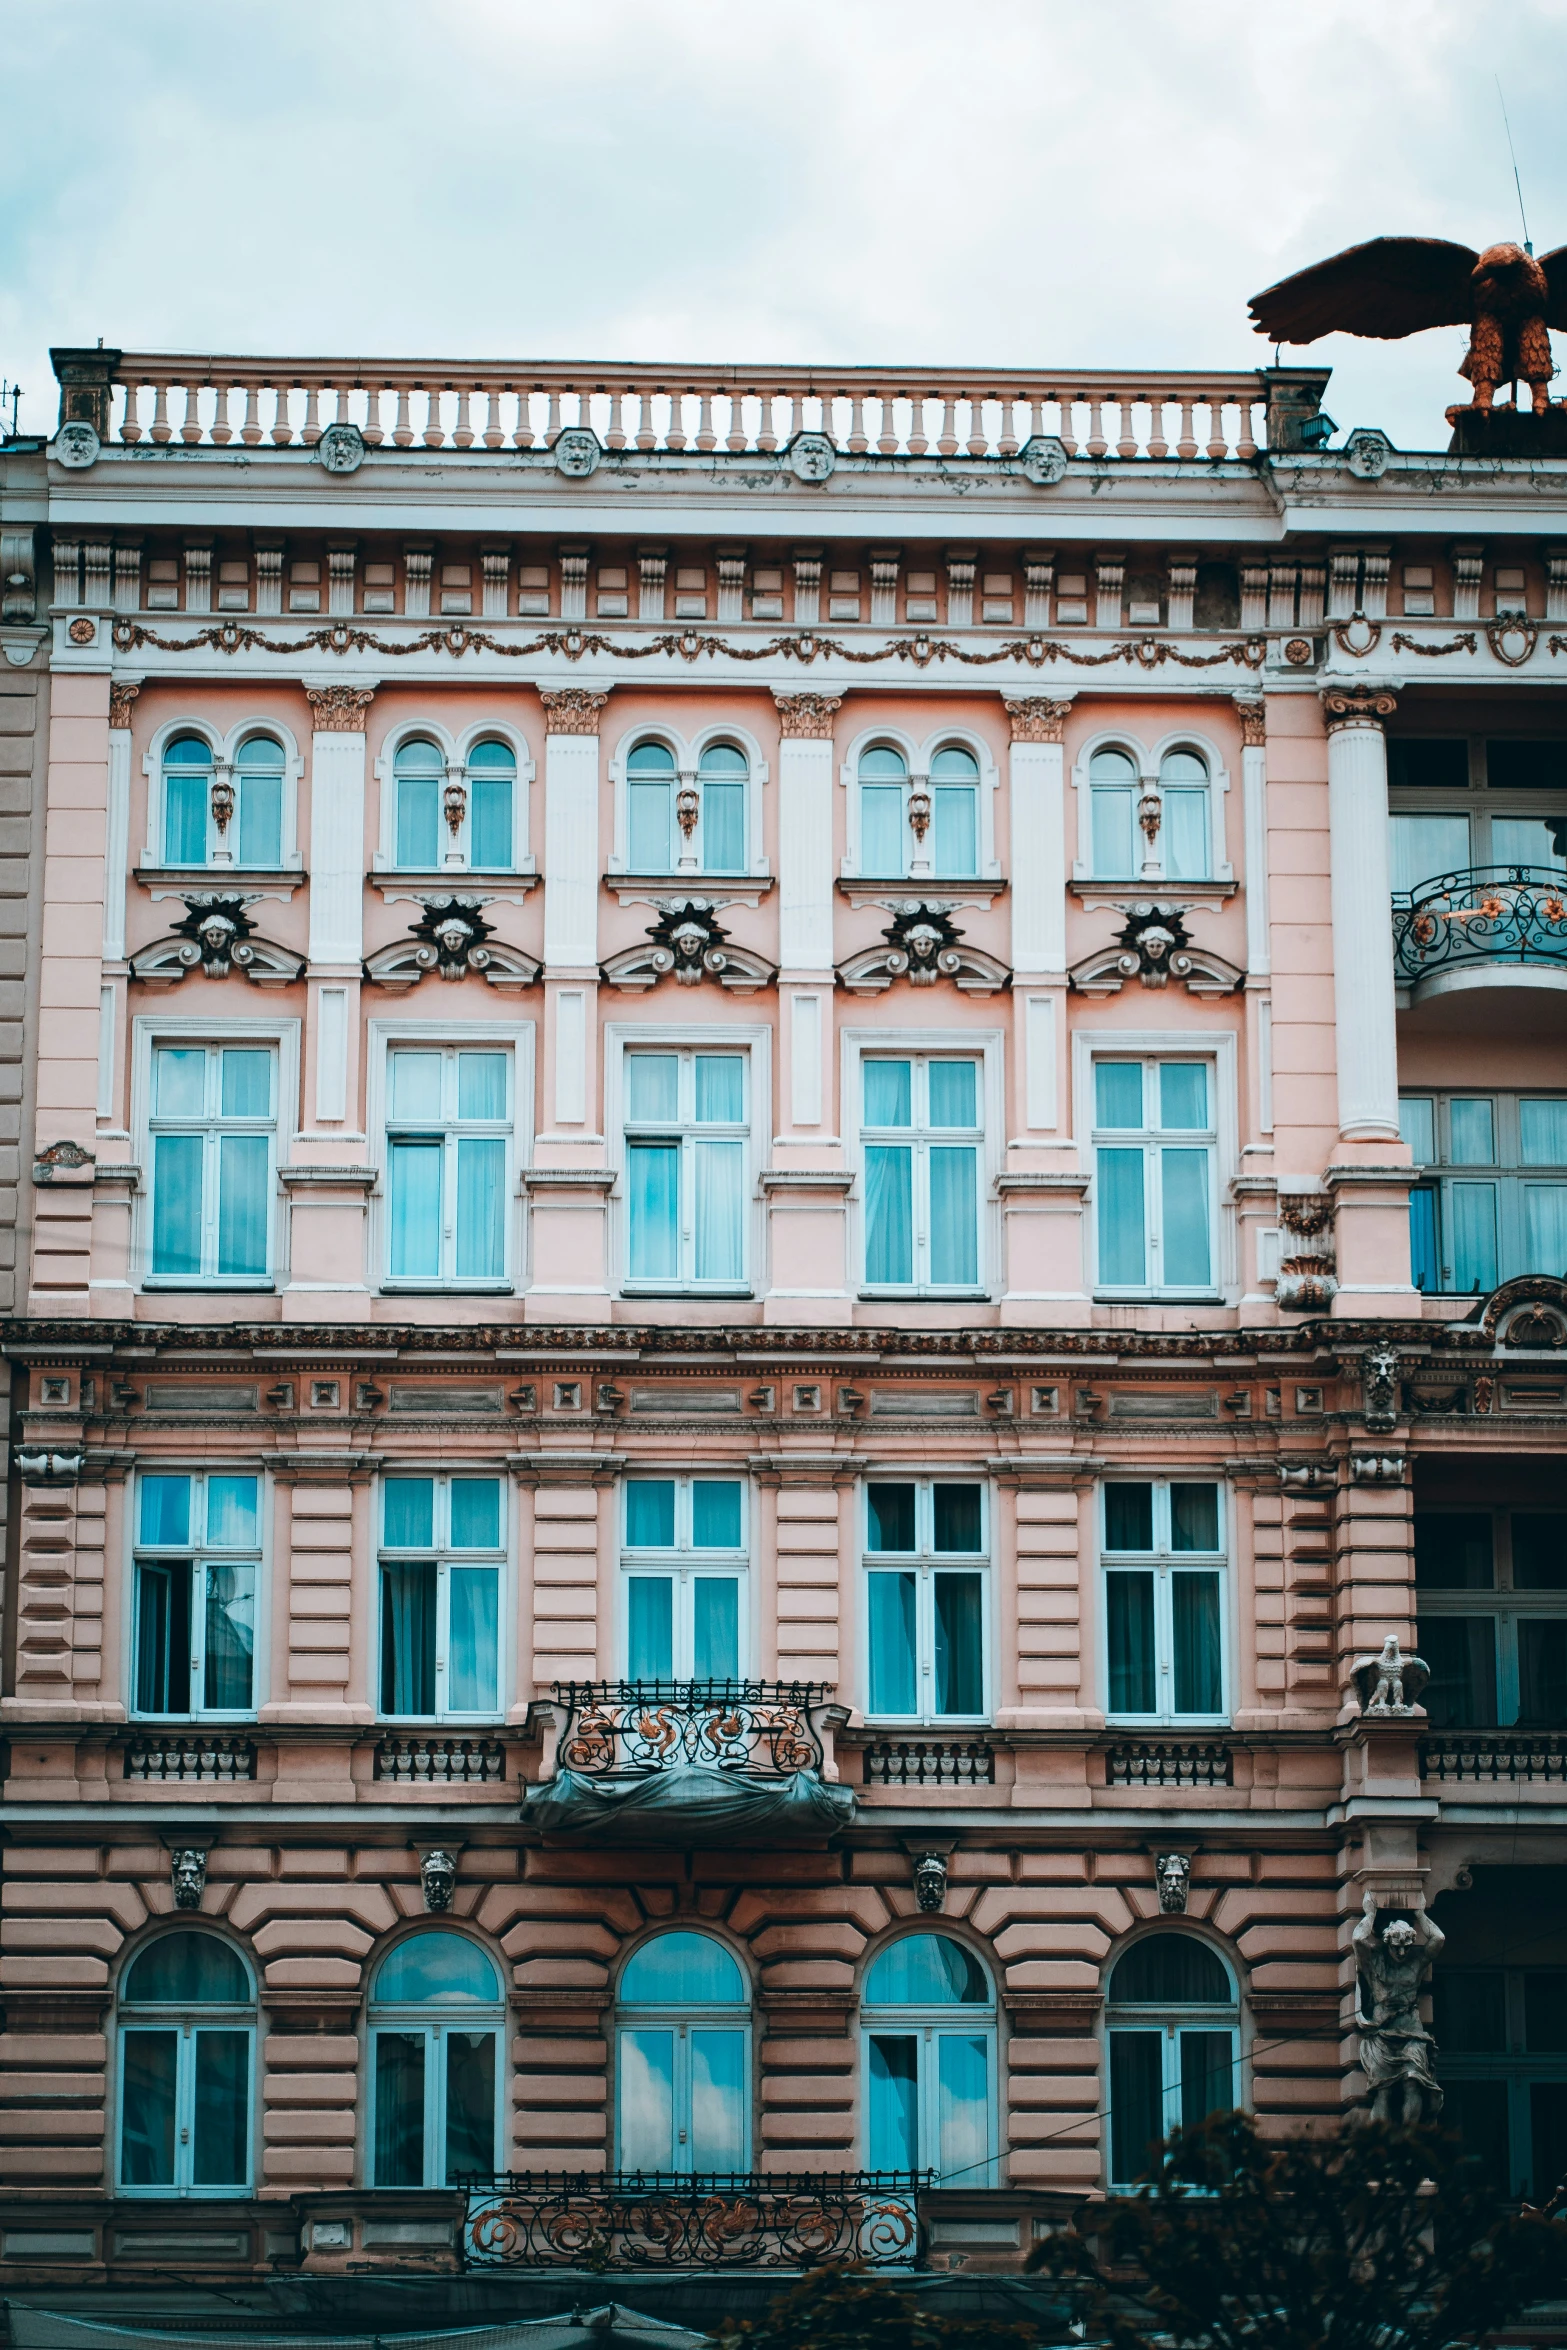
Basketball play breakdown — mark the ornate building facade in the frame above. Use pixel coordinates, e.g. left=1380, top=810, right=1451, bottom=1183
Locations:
left=0, top=352, right=1563, bottom=2322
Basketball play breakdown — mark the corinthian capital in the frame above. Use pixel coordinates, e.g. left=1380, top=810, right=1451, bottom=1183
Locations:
left=1003, top=696, right=1074, bottom=744
left=772, top=691, right=842, bottom=740
left=1321, top=684, right=1398, bottom=733
left=305, top=684, right=377, bottom=733
left=539, top=688, right=611, bottom=736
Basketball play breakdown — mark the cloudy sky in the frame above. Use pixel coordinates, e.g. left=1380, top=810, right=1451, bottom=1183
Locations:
left=5, top=0, right=1567, bottom=451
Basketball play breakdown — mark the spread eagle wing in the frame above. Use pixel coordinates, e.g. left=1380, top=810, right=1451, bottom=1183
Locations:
left=1539, top=246, right=1567, bottom=329
left=1249, top=237, right=1479, bottom=343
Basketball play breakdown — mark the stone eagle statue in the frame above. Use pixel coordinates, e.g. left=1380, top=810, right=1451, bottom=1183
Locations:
left=1249, top=238, right=1567, bottom=415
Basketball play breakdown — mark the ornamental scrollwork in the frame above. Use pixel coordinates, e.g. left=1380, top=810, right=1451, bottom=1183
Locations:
left=601, top=901, right=775, bottom=995
left=462, top=2172, right=923, bottom=2272
left=129, top=895, right=305, bottom=989
left=553, top=1680, right=826, bottom=1777
left=838, top=902, right=1010, bottom=997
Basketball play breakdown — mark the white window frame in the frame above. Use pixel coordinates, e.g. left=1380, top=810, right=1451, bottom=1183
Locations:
left=141, top=717, right=304, bottom=873
left=1414, top=1502, right=1567, bottom=1730
left=1074, top=1034, right=1236, bottom=1303
left=1388, top=735, right=1567, bottom=896
left=368, top=1019, right=534, bottom=1294
left=131, top=1017, right=298, bottom=1292
left=372, top=719, right=535, bottom=876
left=1400, top=1089, right=1567, bottom=1294
left=375, top=1469, right=509, bottom=1723
left=607, top=1022, right=768, bottom=1297
left=860, top=1936, right=998, bottom=2186
left=367, top=1943, right=506, bottom=2187
left=1099, top=1478, right=1230, bottom=1728
left=845, top=1031, right=1002, bottom=1301
left=129, top=1466, right=268, bottom=1723
left=839, top=723, right=1001, bottom=882
left=116, top=1942, right=257, bottom=2199
left=1070, top=727, right=1232, bottom=884
left=619, top=1471, right=751, bottom=1681
left=861, top=1477, right=991, bottom=1726
left=607, top=721, right=771, bottom=879
left=613, top=1939, right=753, bottom=2175
left=1104, top=1932, right=1241, bottom=2188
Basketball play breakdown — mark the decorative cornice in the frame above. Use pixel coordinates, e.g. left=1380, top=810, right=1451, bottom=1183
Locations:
left=305, top=684, right=377, bottom=732
left=1321, top=684, right=1397, bottom=732
left=772, top=691, right=842, bottom=739
left=539, top=687, right=611, bottom=737
left=1003, top=696, right=1075, bottom=744
left=1232, top=692, right=1266, bottom=749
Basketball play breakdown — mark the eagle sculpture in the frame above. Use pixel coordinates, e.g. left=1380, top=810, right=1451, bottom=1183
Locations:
left=1249, top=238, right=1567, bottom=415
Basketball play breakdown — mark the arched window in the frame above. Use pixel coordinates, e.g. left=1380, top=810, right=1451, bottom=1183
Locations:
left=162, top=734, right=214, bottom=866
left=118, top=1931, right=254, bottom=2196
left=393, top=737, right=445, bottom=869
left=627, top=739, right=678, bottom=871
left=232, top=735, right=284, bottom=868
left=467, top=739, right=516, bottom=869
left=369, top=1931, right=504, bottom=2187
left=1089, top=747, right=1139, bottom=877
left=1159, top=748, right=1210, bottom=881
left=930, top=745, right=979, bottom=877
left=616, top=1930, right=749, bottom=2173
left=859, top=745, right=909, bottom=875
left=862, top=1933, right=996, bottom=2184
left=1106, top=1932, right=1239, bottom=2185
left=697, top=741, right=747, bottom=871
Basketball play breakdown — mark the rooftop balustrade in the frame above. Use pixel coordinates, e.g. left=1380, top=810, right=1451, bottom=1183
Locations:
left=77, top=354, right=1280, bottom=464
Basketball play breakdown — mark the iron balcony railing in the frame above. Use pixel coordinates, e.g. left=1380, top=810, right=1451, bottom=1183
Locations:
left=550, top=1680, right=830, bottom=1778
left=461, top=2170, right=926, bottom=2271
left=1392, top=865, right=1567, bottom=985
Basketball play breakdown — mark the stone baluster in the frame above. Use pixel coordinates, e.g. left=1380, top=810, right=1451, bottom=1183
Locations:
left=965, top=394, right=986, bottom=458
left=119, top=380, right=142, bottom=442
left=149, top=379, right=172, bottom=443
left=210, top=383, right=232, bottom=445
left=300, top=383, right=322, bottom=446
left=1204, top=397, right=1227, bottom=460
left=178, top=383, right=202, bottom=444
left=1115, top=394, right=1139, bottom=460
left=453, top=386, right=474, bottom=448
left=606, top=388, right=627, bottom=450
left=422, top=388, right=444, bottom=448
left=1146, top=396, right=1170, bottom=461
left=906, top=393, right=929, bottom=458
left=239, top=383, right=263, bottom=445
left=512, top=389, right=536, bottom=449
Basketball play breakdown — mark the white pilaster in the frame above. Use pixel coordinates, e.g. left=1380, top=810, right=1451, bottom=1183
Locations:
left=306, top=689, right=374, bottom=967
left=1234, top=695, right=1270, bottom=977
left=1325, top=688, right=1400, bottom=1141
left=1003, top=698, right=1072, bottom=975
left=774, top=695, right=840, bottom=975
left=542, top=703, right=605, bottom=970
left=102, top=722, right=132, bottom=962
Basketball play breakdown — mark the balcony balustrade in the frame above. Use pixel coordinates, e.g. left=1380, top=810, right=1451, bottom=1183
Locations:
left=93, top=355, right=1273, bottom=464
left=373, top=1734, right=506, bottom=1783
left=462, top=2171, right=924, bottom=2271
left=1420, top=1731, right=1567, bottom=1784
left=122, top=1733, right=257, bottom=1781
left=1393, top=865, right=1567, bottom=991
left=862, top=1738, right=997, bottom=1786
left=1105, top=1739, right=1234, bottom=1788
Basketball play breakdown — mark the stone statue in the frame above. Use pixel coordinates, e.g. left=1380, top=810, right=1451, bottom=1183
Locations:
left=1250, top=238, right=1567, bottom=417
left=1352, top=1635, right=1430, bottom=1718
left=1155, top=1853, right=1192, bottom=1914
left=170, top=1848, right=208, bottom=1910
left=1353, top=1889, right=1446, bottom=2125
left=420, top=1849, right=457, bottom=1913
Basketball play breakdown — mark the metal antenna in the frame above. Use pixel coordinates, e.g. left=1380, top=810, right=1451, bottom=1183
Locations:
left=1496, top=77, right=1533, bottom=253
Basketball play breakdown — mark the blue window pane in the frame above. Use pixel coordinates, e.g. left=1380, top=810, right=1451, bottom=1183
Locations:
left=1409, top=1188, right=1440, bottom=1292
left=864, top=1061, right=912, bottom=1127
left=390, top=1051, right=443, bottom=1123
left=1092, top=788, right=1134, bottom=876
left=620, top=1929, right=744, bottom=2006
left=220, top=1049, right=271, bottom=1119
left=626, top=1480, right=676, bottom=1547
left=865, top=1146, right=913, bottom=1284
left=929, top=1147, right=978, bottom=1286
left=933, top=1486, right=982, bottom=1552
left=1172, top=1573, right=1222, bottom=1713
left=936, top=2032, right=989, bottom=2184
left=152, top=1133, right=204, bottom=1276
left=1159, top=1063, right=1208, bottom=1131
left=376, top=1574, right=430, bottom=1713
left=628, top=1143, right=680, bottom=1280
left=628, top=778, right=671, bottom=871
left=1170, top=1484, right=1220, bottom=1551
left=1449, top=1183, right=1498, bottom=1292
left=692, top=1481, right=742, bottom=1548
left=389, top=1141, right=442, bottom=1278
left=192, top=2029, right=250, bottom=2187
left=1104, top=1486, right=1153, bottom=1551
left=450, top=1479, right=502, bottom=1550
left=448, top=1569, right=499, bottom=1713
left=135, top=1561, right=189, bottom=1712
left=868, top=1572, right=917, bottom=1713
left=140, top=1476, right=192, bottom=1546
left=1400, top=1097, right=1436, bottom=1164
left=120, top=2030, right=178, bottom=2186
left=1163, top=789, right=1208, bottom=879
left=933, top=786, right=976, bottom=876
left=373, top=2032, right=425, bottom=2186
left=1525, top=1185, right=1567, bottom=1275
left=1108, top=1573, right=1156, bottom=1712
left=455, top=1138, right=505, bottom=1279
left=1095, top=1062, right=1142, bottom=1129
left=164, top=765, right=211, bottom=864
left=156, top=1047, right=206, bottom=1119
left=867, top=1485, right=915, bottom=1552
left=444, top=2029, right=497, bottom=2182
left=384, top=1478, right=435, bottom=1548
left=865, top=1935, right=988, bottom=2004
left=206, top=1476, right=258, bottom=1549
left=396, top=772, right=439, bottom=868
left=626, top=1054, right=679, bottom=1123
left=690, top=2028, right=746, bottom=2170
left=699, top=743, right=748, bottom=773
left=702, top=777, right=745, bottom=870
left=933, top=1573, right=983, bottom=1714
left=1097, top=1148, right=1146, bottom=1284
left=694, top=1055, right=744, bottom=1123
left=867, top=2034, right=918, bottom=2170
left=928, top=1061, right=977, bottom=1128
left=626, top=1577, right=672, bottom=1677
left=628, top=740, right=676, bottom=771
left=468, top=749, right=514, bottom=864
left=457, top=1053, right=507, bottom=1121
left=860, top=746, right=908, bottom=779
left=618, top=2027, right=675, bottom=2170
left=1180, top=2030, right=1234, bottom=2131
left=123, top=1931, right=249, bottom=2005
left=202, top=1562, right=255, bottom=1711
left=217, top=1135, right=269, bottom=1276
left=1521, top=1100, right=1567, bottom=1166
left=235, top=749, right=282, bottom=866
left=373, top=1930, right=499, bottom=2004
left=861, top=784, right=906, bottom=873
left=1160, top=1149, right=1211, bottom=1286
left=1109, top=2031, right=1164, bottom=2184
left=693, top=1578, right=740, bottom=1679
left=694, top=1143, right=743, bottom=1284
left=1450, top=1099, right=1495, bottom=1165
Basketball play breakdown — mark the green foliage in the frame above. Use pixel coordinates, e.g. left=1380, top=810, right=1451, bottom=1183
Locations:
left=1027, top=2112, right=1567, bottom=2350
left=714, top=2263, right=1044, bottom=2350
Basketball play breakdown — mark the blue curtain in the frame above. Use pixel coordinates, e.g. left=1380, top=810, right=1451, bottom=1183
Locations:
left=470, top=775, right=513, bottom=868
left=933, top=787, right=976, bottom=876
left=1097, top=1148, right=1146, bottom=1285
left=396, top=767, right=440, bottom=868
left=702, top=777, right=745, bottom=870
left=1449, top=1183, right=1499, bottom=1292
left=120, top=2029, right=178, bottom=2185
left=135, top=1560, right=188, bottom=1714
left=448, top=1568, right=499, bottom=1712
left=627, top=1577, right=674, bottom=1679
left=867, top=2034, right=918, bottom=2168
left=692, top=1480, right=742, bottom=1547
left=694, top=1140, right=743, bottom=1281
left=629, top=778, right=671, bottom=870
left=1162, top=789, right=1208, bottom=879
left=192, top=2030, right=249, bottom=2186
left=865, top=1146, right=913, bottom=1284
left=444, top=2030, right=496, bottom=2182
left=381, top=1563, right=436, bottom=1713
left=929, top=1146, right=978, bottom=1285
left=217, top=1134, right=268, bottom=1276
left=629, top=1143, right=680, bottom=1280
left=933, top=1573, right=983, bottom=1714
left=868, top=1572, right=917, bottom=1714
left=152, top=1133, right=204, bottom=1276
left=1107, top=1573, right=1156, bottom=1713
left=163, top=751, right=211, bottom=864
left=450, top=1478, right=501, bottom=1548
left=455, top=1137, right=505, bottom=1278
left=202, top=1563, right=255, bottom=1711
left=1160, top=1148, right=1211, bottom=1286
left=236, top=761, right=282, bottom=867
left=694, top=1578, right=740, bottom=1678
left=389, top=1141, right=442, bottom=1278
left=1172, top=1571, right=1222, bottom=1714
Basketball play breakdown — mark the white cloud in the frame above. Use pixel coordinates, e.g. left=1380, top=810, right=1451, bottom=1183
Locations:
left=4, top=0, right=1567, bottom=451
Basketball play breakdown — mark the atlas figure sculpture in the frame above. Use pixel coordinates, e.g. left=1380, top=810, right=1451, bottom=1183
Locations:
left=1352, top=1889, right=1446, bottom=2126
left=1250, top=238, right=1567, bottom=417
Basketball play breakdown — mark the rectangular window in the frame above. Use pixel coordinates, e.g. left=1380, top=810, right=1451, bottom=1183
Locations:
left=864, top=1480, right=987, bottom=1723
left=147, top=1043, right=276, bottom=1285
left=1399, top=1093, right=1567, bottom=1292
left=1417, top=1507, right=1567, bottom=1730
left=371, top=2021, right=501, bottom=2187
left=861, top=1054, right=983, bottom=1294
left=133, top=1472, right=261, bottom=1718
left=623, top=1048, right=748, bottom=1291
left=120, top=2023, right=252, bottom=2194
left=378, top=1473, right=504, bottom=1719
left=1436, top=1968, right=1567, bottom=2200
left=386, top=1045, right=512, bottom=1287
left=1093, top=1058, right=1216, bottom=1296
left=1103, top=1480, right=1226, bottom=1724
left=621, top=1474, right=747, bottom=1680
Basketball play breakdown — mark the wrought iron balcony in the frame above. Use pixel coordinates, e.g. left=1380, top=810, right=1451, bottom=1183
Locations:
left=462, top=2171, right=924, bottom=2271
left=524, top=1681, right=856, bottom=1844
left=1392, top=865, right=1567, bottom=988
